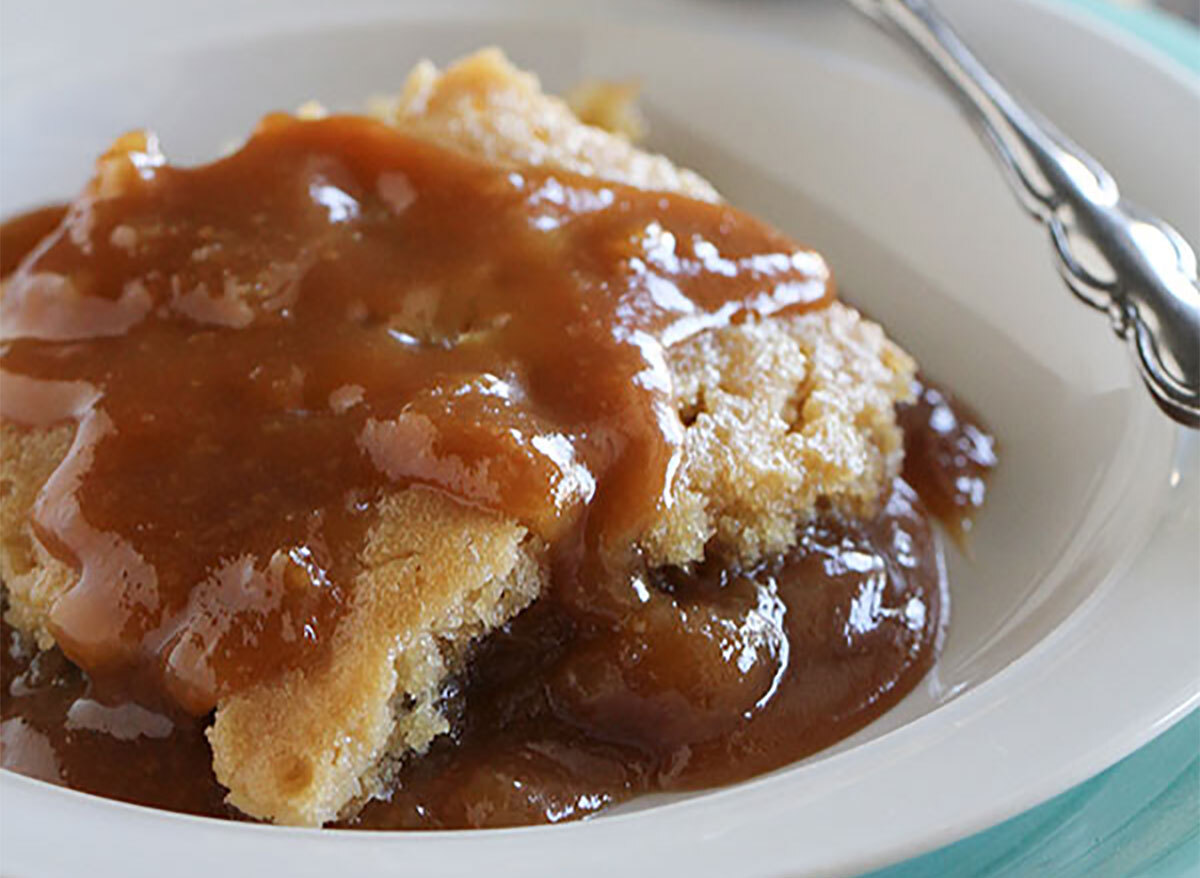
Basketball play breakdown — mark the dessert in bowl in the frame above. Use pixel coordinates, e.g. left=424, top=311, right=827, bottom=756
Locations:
left=1, top=47, right=1001, bottom=830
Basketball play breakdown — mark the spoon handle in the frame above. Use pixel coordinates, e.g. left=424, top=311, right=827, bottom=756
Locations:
left=851, top=0, right=1200, bottom=427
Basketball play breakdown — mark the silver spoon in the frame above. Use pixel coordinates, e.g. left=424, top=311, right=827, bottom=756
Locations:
left=850, top=0, right=1200, bottom=427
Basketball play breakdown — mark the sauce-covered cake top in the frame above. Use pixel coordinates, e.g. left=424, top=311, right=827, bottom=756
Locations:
left=0, top=114, right=832, bottom=714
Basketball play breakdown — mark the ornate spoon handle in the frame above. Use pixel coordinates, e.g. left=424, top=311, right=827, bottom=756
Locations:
left=851, top=0, right=1200, bottom=427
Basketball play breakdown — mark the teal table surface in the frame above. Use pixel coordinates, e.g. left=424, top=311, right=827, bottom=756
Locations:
left=866, top=711, right=1199, bottom=877
left=870, top=4, right=1198, bottom=875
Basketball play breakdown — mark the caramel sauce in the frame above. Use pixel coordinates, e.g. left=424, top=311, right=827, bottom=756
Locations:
left=0, top=116, right=829, bottom=713
left=0, top=116, right=996, bottom=828
left=1, top=610, right=233, bottom=819
left=347, top=478, right=944, bottom=828
left=0, top=204, right=67, bottom=278
left=897, top=375, right=998, bottom=539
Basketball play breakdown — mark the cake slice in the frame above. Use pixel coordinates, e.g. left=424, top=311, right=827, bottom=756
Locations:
left=0, top=49, right=913, bottom=826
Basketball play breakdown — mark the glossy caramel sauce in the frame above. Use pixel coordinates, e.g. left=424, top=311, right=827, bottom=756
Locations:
left=1, top=609, right=234, bottom=819
left=897, top=375, right=998, bottom=540
left=347, top=478, right=944, bottom=828
left=0, top=205, right=67, bottom=278
left=0, top=116, right=996, bottom=827
left=0, top=116, right=830, bottom=714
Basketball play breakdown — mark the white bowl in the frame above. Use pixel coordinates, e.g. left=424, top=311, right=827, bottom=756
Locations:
left=2, top=1, right=1197, bottom=875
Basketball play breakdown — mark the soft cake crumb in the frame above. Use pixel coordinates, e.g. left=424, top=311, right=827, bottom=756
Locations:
left=378, top=48, right=719, bottom=202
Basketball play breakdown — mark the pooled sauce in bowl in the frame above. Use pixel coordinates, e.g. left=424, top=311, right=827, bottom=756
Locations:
left=348, top=477, right=948, bottom=828
left=0, top=115, right=995, bottom=827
